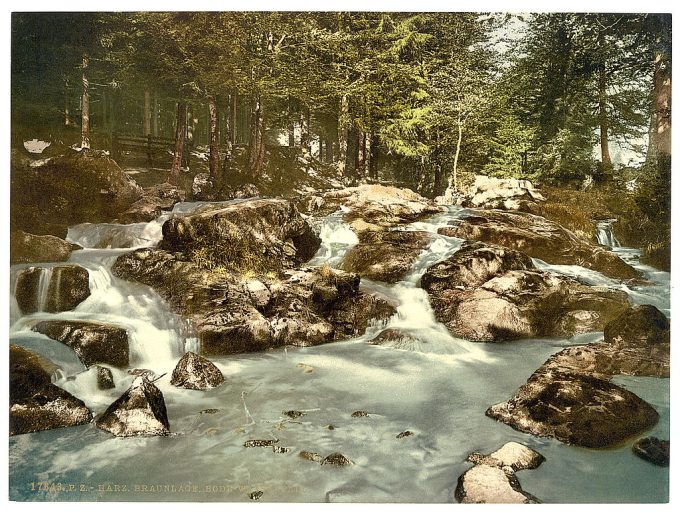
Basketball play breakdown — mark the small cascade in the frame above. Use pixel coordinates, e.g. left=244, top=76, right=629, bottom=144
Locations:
left=595, top=219, right=620, bottom=248
left=35, top=267, right=53, bottom=312
left=308, top=209, right=359, bottom=267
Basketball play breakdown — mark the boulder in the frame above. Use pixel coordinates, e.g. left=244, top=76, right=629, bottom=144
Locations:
left=369, top=328, right=420, bottom=346
left=15, top=265, right=90, bottom=314
left=632, top=437, right=669, bottom=467
left=11, top=149, right=143, bottom=236
left=10, top=344, right=92, bottom=436
left=422, top=242, right=629, bottom=342
left=143, top=182, right=186, bottom=210
left=10, top=230, right=75, bottom=265
left=342, top=230, right=432, bottom=282
left=32, top=320, right=129, bottom=367
left=321, top=452, right=353, bottom=467
left=116, top=197, right=163, bottom=224
left=170, top=351, right=225, bottom=390
left=96, top=366, right=116, bottom=390
left=455, top=464, right=540, bottom=504
left=486, top=442, right=545, bottom=471
left=161, top=198, right=321, bottom=270
left=486, top=370, right=659, bottom=448
left=314, top=185, right=442, bottom=230
left=439, top=210, right=638, bottom=280
left=96, top=376, right=170, bottom=437
left=603, top=305, right=670, bottom=347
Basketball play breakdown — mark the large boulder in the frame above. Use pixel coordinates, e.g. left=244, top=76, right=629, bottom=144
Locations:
left=341, top=230, right=432, bottom=282
left=603, top=305, right=670, bottom=347
left=10, top=230, right=76, bottom=265
left=32, top=320, right=129, bottom=367
left=113, top=249, right=395, bottom=355
left=422, top=242, right=630, bottom=342
left=15, top=265, right=90, bottom=314
left=312, top=185, right=442, bottom=231
left=116, top=183, right=187, bottom=223
left=439, top=210, right=638, bottom=280
left=171, top=352, right=225, bottom=390
left=10, top=344, right=92, bottom=436
left=486, top=369, right=659, bottom=448
left=11, top=149, right=143, bottom=236
left=95, top=377, right=170, bottom=437
left=462, top=175, right=545, bottom=210
left=161, top=198, right=321, bottom=270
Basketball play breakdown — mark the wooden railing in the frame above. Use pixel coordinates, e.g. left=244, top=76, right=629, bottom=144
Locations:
left=111, top=134, right=175, bottom=166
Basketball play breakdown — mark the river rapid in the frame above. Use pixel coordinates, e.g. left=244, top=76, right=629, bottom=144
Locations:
left=8, top=204, right=670, bottom=502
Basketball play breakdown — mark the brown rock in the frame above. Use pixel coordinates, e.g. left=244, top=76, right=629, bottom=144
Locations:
left=170, top=351, right=225, bottom=390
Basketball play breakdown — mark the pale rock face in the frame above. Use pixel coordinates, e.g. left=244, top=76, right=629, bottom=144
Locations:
left=488, top=442, right=546, bottom=471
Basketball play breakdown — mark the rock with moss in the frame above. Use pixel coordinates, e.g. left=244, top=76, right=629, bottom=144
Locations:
left=170, top=351, right=225, bottom=390
left=422, top=242, right=629, bottom=342
left=10, top=230, right=77, bottom=265
left=15, top=265, right=90, bottom=314
left=32, top=320, right=129, bottom=367
left=10, top=344, right=92, bottom=436
left=342, top=230, right=432, bottom=282
left=439, top=210, right=639, bottom=280
left=96, top=376, right=170, bottom=437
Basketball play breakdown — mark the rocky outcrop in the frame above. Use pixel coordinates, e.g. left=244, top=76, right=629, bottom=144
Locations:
left=10, top=344, right=92, bottom=436
left=161, top=198, right=321, bottom=271
left=117, top=183, right=187, bottom=223
left=462, top=175, right=546, bottom=210
left=15, top=265, right=90, bottom=314
left=603, top=305, right=670, bottom=347
left=310, top=185, right=441, bottom=231
left=439, top=210, right=638, bottom=280
left=422, top=242, right=630, bottom=342
left=342, top=230, right=432, bottom=282
left=113, top=249, right=395, bottom=355
left=455, top=442, right=544, bottom=504
left=632, top=437, right=669, bottom=467
left=171, top=352, right=225, bottom=390
left=32, top=320, right=129, bottom=367
left=11, top=149, right=143, bottom=237
left=96, top=376, right=170, bottom=437
left=10, top=230, right=77, bottom=265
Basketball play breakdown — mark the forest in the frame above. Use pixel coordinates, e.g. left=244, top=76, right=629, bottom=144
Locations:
left=8, top=11, right=672, bottom=504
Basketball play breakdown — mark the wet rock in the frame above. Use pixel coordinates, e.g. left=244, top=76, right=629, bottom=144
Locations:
left=96, top=366, right=115, bottom=390
left=315, top=185, right=442, bottom=230
left=396, top=431, right=414, bottom=439
left=272, top=446, right=291, bottom=453
left=244, top=439, right=279, bottom=448
left=96, top=376, right=170, bottom=437
left=440, top=210, right=638, bottom=280
left=299, top=450, right=324, bottom=463
left=170, top=351, right=225, bottom=390
left=422, top=242, right=629, bottom=342
left=486, top=370, right=659, bottom=448
left=246, top=279, right=271, bottom=310
left=32, top=320, right=129, bottom=367
left=351, top=411, right=369, bottom=418
left=342, top=230, right=433, bottom=282
left=11, top=149, right=143, bottom=236
left=322, top=452, right=352, bottom=467
left=632, top=437, right=669, bottom=467
left=127, top=368, right=159, bottom=381
left=283, top=410, right=305, bottom=419
left=455, top=464, right=540, bottom=504
left=326, top=425, right=335, bottom=430
left=116, top=196, right=162, bottom=224
left=161, top=198, right=321, bottom=270
left=10, top=344, right=92, bottom=436
left=143, top=182, right=186, bottom=210
left=199, top=408, right=220, bottom=415
left=369, top=328, right=419, bottom=346
left=15, top=265, right=90, bottom=314
left=603, top=305, right=670, bottom=347
left=487, top=442, right=545, bottom=471
left=10, top=230, right=75, bottom=265
left=249, top=491, right=264, bottom=501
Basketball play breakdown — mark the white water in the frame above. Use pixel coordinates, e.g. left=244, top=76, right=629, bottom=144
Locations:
left=596, top=219, right=621, bottom=248
left=8, top=205, right=670, bottom=503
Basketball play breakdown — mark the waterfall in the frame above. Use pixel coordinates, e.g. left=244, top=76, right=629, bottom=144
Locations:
left=596, top=219, right=620, bottom=248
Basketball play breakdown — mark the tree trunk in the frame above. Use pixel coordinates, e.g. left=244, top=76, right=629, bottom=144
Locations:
left=598, top=62, right=612, bottom=174
left=337, top=95, right=349, bottom=175
left=655, top=51, right=671, bottom=159
left=208, top=95, right=220, bottom=186
left=64, top=80, right=71, bottom=127
left=451, top=112, right=463, bottom=192
left=183, top=104, right=194, bottom=168
left=288, top=100, right=296, bottom=147
left=249, top=96, right=265, bottom=177
left=81, top=51, right=90, bottom=150
left=325, top=137, right=334, bottom=163
left=168, top=101, right=187, bottom=186
left=300, top=108, right=310, bottom=155
left=230, top=94, right=237, bottom=147
left=152, top=90, right=159, bottom=137
left=356, top=130, right=366, bottom=178
left=369, top=133, right=378, bottom=180
left=249, top=96, right=261, bottom=171
left=143, top=87, right=152, bottom=136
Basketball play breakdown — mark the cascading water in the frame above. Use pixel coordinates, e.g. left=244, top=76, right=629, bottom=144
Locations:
left=8, top=204, right=670, bottom=503
left=595, top=219, right=621, bottom=248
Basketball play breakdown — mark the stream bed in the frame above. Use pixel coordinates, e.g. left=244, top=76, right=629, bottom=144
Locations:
left=8, top=205, right=670, bottom=503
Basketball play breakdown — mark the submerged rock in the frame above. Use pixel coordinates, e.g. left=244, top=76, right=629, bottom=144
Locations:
left=439, top=209, right=638, bottom=280
left=10, top=230, right=75, bottom=265
left=369, top=328, right=420, bottom=346
left=603, top=305, right=670, bottom=347
left=96, top=366, right=115, bottom=390
left=32, top=320, right=129, bottom=367
left=170, top=351, right=225, bottom=390
left=632, top=437, right=669, bottom=467
left=96, top=377, right=170, bottom=437
left=422, top=242, right=629, bottom=342
left=342, top=230, right=433, bottom=282
left=244, top=439, right=279, bottom=448
left=322, top=452, right=353, bottom=467
left=10, top=344, right=92, bottom=436
left=351, top=410, right=369, bottom=418
left=15, top=265, right=90, bottom=314
left=486, top=370, right=658, bottom=448
left=299, top=450, right=324, bottom=463
left=396, top=431, right=414, bottom=439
